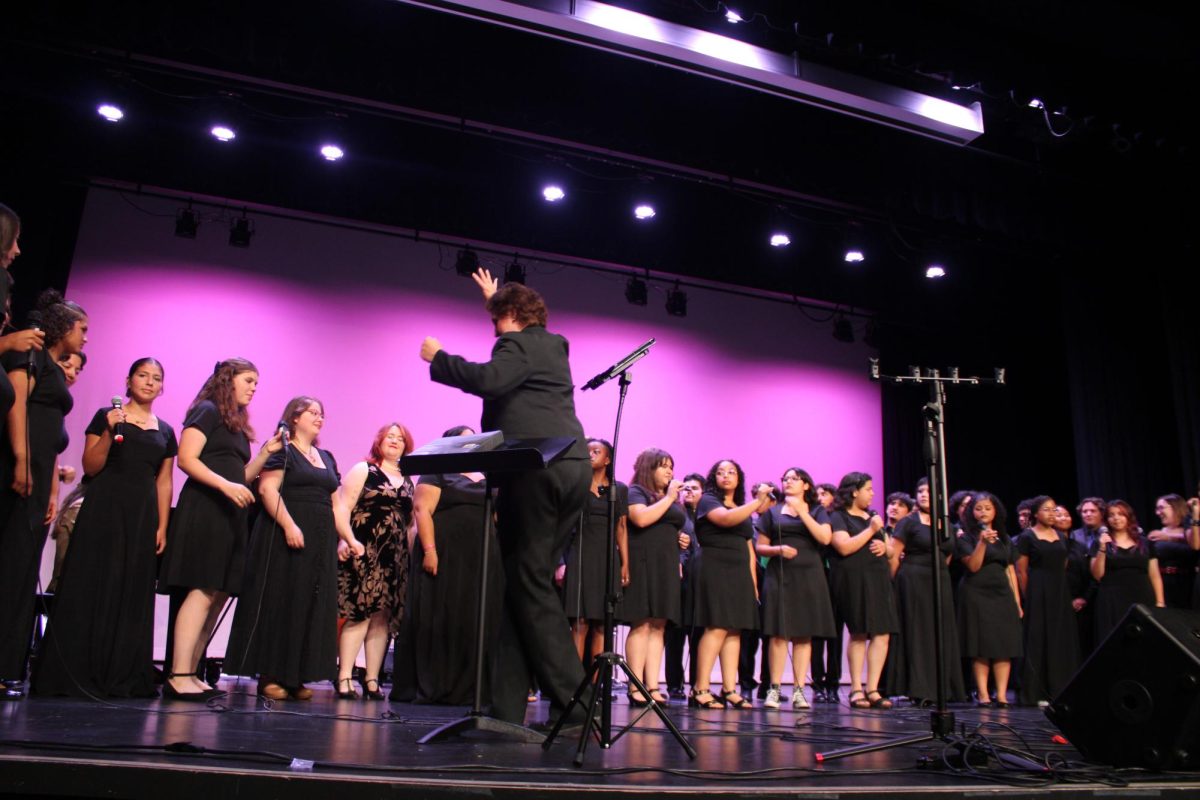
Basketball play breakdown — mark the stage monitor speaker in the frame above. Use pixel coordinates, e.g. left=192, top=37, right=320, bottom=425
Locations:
left=1045, top=603, right=1200, bottom=770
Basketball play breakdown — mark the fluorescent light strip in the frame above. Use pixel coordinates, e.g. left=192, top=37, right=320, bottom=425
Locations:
left=391, top=0, right=984, bottom=144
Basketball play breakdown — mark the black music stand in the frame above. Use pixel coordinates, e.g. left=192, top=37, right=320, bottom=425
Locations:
left=401, top=433, right=578, bottom=744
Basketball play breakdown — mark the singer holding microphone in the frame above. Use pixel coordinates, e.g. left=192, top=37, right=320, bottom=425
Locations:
left=158, top=358, right=283, bottom=701
left=829, top=471, right=898, bottom=710
left=621, top=447, right=686, bottom=706
left=35, top=359, right=176, bottom=697
left=955, top=492, right=1023, bottom=707
left=1089, top=500, right=1164, bottom=642
left=0, top=289, right=84, bottom=700
left=226, top=396, right=363, bottom=701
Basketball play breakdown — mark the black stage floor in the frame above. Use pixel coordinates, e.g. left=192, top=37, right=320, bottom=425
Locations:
left=2, top=682, right=1198, bottom=799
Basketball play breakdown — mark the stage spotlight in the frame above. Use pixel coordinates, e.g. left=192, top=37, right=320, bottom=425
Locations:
left=833, top=316, right=854, bottom=343
left=665, top=283, right=687, bottom=317
left=625, top=276, right=648, bottom=305
left=725, top=8, right=743, bottom=23
left=844, top=249, right=865, bottom=263
left=97, top=104, right=124, bottom=123
left=454, top=248, right=479, bottom=277
left=542, top=185, right=565, bottom=203
left=229, top=217, right=254, bottom=248
left=925, top=264, right=947, bottom=279
left=769, top=233, right=791, bottom=247
left=319, top=144, right=345, bottom=161
left=634, top=204, right=656, bottom=220
left=1028, top=98, right=1044, bottom=109
left=211, top=125, right=236, bottom=142
left=174, top=208, right=198, bottom=239
left=503, top=260, right=526, bottom=285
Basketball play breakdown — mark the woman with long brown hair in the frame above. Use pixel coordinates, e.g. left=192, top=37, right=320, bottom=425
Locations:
left=622, top=447, right=685, bottom=706
left=1148, top=494, right=1196, bottom=609
left=1091, top=499, right=1165, bottom=641
left=226, top=395, right=363, bottom=701
left=158, top=358, right=283, bottom=701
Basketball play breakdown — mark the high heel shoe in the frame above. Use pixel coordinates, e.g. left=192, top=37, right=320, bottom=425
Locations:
left=688, top=688, right=725, bottom=709
left=361, top=677, right=385, bottom=701
left=627, top=689, right=649, bottom=708
left=336, top=678, right=359, bottom=700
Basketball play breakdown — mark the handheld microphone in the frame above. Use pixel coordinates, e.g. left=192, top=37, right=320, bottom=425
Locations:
left=110, top=396, right=125, bottom=443
left=25, top=311, right=42, bottom=374
left=276, top=420, right=290, bottom=444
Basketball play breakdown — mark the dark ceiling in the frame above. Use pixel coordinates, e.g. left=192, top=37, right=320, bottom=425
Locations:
left=3, top=0, right=1194, bottom=323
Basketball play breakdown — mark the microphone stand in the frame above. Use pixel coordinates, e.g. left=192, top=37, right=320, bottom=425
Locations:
left=816, top=362, right=1005, bottom=764
left=544, top=339, right=696, bottom=766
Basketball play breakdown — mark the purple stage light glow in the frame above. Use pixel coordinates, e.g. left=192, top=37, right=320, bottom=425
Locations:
left=724, top=9, right=743, bottom=23
left=844, top=250, right=865, bottom=263
left=770, top=233, right=790, bottom=247
left=542, top=185, right=566, bottom=202
left=925, top=265, right=946, bottom=279
left=634, top=204, right=656, bottom=220
left=210, top=125, right=236, bottom=142
left=320, top=144, right=345, bottom=161
left=63, top=189, right=885, bottom=664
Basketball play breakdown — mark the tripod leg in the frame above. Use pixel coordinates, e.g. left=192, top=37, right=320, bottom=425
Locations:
left=613, top=660, right=697, bottom=758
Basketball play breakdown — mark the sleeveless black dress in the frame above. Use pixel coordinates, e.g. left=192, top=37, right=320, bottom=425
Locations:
left=337, top=464, right=413, bottom=636
left=225, top=446, right=341, bottom=686
left=0, top=349, right=73, bottom=680
left=35, top=409, right=177, bottom=697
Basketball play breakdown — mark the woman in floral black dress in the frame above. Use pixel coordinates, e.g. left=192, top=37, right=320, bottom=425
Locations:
left=335, top=422, right=415, bottom=699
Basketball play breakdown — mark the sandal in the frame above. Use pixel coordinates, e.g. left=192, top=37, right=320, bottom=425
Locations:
left=848, top=690, right=871, bottom=709
left=648, top=689, right=669, bottom=705
left=361, top=677, right=385, bottom=701
left=866, top=690, right=893, bottom=709
left=721, top=691, right=753, bottom=709
left=688, top=688, right=725, bottom=709
left=336, top=678, right=359, bottom=700
left=628, top=689, right=649, bottom=708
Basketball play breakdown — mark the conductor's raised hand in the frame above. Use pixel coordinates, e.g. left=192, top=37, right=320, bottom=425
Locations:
left=472, top=267, right=499, bottom=302
left=420, top=337, right=442, bottom=363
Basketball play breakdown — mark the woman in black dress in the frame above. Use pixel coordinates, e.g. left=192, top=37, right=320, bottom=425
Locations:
left=395, top=425, right=501, bottom=704
left=159, top=358, right=282, bottom=701
left=226, top=396, right=362, bottom=700
left=1148, top=494, right=1196, bottom=609
left=623, top=447, right=685, bottom=706
left=1090, top=500, right=1164, bottom=641
left=956, top=492, right=1023, bottom=706
left=35, top=358, right=176, bottom=697
left=755, top=467, right=835, bottom=710
left=885, top=478, right=964, bottom=705
left=1015, top=495, right=1080, bottom=706
left=690, top=459, right=771, bottom=709
left=563, top=438, right=629, bottom=669
left=0, top=289, right=82, bottom=698
left=334, top=422, right=415, bottom=700
left=829, top=471, right=898, bottom=709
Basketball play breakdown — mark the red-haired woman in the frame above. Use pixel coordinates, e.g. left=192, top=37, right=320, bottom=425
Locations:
left=622, top=447, right=686, bottom=706
left=334, top=422, right=415, bottom=700
left=1090, top=500, right=1165, bottom=641
left=159, top=359, right=282, bottom=701
left=226, top=396, right=362, bottom=701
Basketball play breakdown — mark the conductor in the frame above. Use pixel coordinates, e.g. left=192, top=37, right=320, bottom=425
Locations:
left=420, top=268, right=591, bottom=727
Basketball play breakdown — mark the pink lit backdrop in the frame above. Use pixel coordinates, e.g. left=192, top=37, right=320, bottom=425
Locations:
left=54, top=188, right=884, bottom=682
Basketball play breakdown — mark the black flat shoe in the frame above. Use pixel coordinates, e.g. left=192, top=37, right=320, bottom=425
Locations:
left=163, top=675, right=223, bottom=703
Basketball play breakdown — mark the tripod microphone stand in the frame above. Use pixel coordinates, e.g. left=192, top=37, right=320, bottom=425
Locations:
left=816, top=362, right=1005, bottom=763
left=544, top=339, right=697, bottom=766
